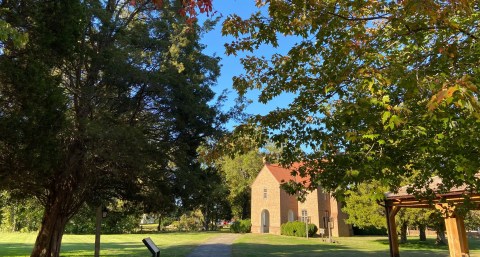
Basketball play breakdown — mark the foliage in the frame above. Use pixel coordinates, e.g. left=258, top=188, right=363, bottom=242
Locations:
left=342, top=182, right=387, bottom=229
left=280, top=221, right=317, bottom=237
left=0, top=1, right=222, bottom=256
left=428, top=211, right=447, bottom=245
left=0, top=193, right=42, bottom=232
left=173, top=165, right=232, bottom=231
left=222, top=0, right=480, bottom=199
left=65, top=202, right=144, bottom=234
left=217, top=150, right=263, bottom=219
left=230, top=219, right=252, bottom=233
left=465, top=210, right=480, bottom=231
left=171, top=210, right=205, bottom=232
left=352, top=226, right=387, bottom=236
left=64, top=205, right=96, bottom=234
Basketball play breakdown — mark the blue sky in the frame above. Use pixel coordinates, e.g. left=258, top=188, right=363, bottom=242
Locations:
left=199, top=0, right=298, bottom=130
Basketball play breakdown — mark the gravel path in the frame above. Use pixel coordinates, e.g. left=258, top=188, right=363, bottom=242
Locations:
left=186, top=233, right=241, bottom=257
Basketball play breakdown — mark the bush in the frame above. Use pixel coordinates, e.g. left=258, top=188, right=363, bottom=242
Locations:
left=230, top=219, right=251, bottom=233
left=352, top=225, right=387, bottom=235
left=281, top=221, right=318, bottom=237
left=169, top=210, right=205, bottom=232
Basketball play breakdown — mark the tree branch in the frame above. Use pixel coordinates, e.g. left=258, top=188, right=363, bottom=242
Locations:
left=326, top=11, right=390, bottom=21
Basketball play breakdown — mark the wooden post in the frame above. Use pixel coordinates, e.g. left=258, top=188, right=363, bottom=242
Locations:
left=94, top=205, right=102, bottom=257
left=436, top=204, right=470, bottom=257
left=457, top=216, right=469, bottom=256
left=385, top=202, right=400, bottom=257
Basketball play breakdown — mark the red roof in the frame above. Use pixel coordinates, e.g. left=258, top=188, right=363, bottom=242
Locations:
left=265, top=163, right=311, bottom=185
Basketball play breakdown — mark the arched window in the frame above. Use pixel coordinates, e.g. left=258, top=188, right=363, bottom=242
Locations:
left=288, top=210, right=294, bottom=222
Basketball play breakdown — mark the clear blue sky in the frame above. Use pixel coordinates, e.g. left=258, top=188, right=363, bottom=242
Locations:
left=199, top=0, right=298, bottom=130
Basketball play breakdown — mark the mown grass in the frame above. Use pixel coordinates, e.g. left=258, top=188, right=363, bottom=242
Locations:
left=4, top=232, right=480, bottom=257
left=232, top=234, right=480, bottom=257
left=0, top=232, right=219, bottom=257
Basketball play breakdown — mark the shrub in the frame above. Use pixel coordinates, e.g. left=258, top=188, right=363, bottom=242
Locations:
left=230, top=219, right=251, bottom=233
left=281, top=221, right=318, bottom=237
left=352, top=225, right=387, bottom=235
left=172, top=210, right=205, bottom=231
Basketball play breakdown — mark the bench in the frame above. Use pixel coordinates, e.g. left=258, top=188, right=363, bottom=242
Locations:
left=142, top=237, right=160, bottom=257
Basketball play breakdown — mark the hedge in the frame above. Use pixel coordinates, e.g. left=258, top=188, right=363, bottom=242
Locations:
left=230, top=219, right=251, bottom=233
left=281, top=221, right=318, bottom=237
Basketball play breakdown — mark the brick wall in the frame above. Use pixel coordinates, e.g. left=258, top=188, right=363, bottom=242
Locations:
left=251, top=166, right=352, bottom=237
left=251, top=166, right=282, bottom=234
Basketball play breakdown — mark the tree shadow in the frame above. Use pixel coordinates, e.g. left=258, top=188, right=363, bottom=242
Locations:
left=231, top=238, right=460, bottom=257
left=233, top=242, right=388, bottom=257
left=374, top=237, right=480, bottom=251
left=0, top=242, right=203, bottom=257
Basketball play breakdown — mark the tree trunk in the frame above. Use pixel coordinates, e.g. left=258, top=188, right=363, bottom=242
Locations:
left=400, top=223, right=408, bottom=244
left=30, top=188, right=80, bottom=257
left=157, top=215, right=162, bottom=232
left=436, top=230, right=447, bottom=245
left=10, top=204, right=16, bottom=232
left=203, top=206, right=210, bottom=231
left=418, top=224, right=427, bottom=241
left=241, top=193, right=250, bottom=220
left=30, top=194, right=72, bottom=257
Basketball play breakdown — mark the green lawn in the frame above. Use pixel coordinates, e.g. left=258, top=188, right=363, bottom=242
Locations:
left=0, top=232, right=219, bottom=257
left=232, top=234, right=480, bottom=257
left=3, top=232, right=480, bottom=257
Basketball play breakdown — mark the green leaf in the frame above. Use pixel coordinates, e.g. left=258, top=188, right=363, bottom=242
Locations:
left=382, top=111, right=391, bottom=124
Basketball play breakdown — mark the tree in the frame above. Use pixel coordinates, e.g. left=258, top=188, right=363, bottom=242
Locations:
left=223, top=0, right=480, bottom=199
left=217, top=149, right=264, bottom=219
left=465, top=210, right=480, bottom=232
left=342, top=182, right=387, bottom=230
left=409, top=208, right=434, bottom=242
left=0, top=1, right=221, bottom=256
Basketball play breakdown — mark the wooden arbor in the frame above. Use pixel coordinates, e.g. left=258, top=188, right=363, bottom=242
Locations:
left=384, top=176, right=480, bottom=257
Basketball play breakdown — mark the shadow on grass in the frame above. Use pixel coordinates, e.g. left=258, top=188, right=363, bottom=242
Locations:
left=374, top=237, right=480, bottom=251
left=233, top=242, right=390, bottom=257
left=0, top=242, right=203, bottom=257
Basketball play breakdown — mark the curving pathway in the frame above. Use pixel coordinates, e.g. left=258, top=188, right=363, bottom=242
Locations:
left=186, top=233, right=241, bottom=257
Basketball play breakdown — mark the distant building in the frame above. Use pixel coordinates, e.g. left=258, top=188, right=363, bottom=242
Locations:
left=251, top=163, right=352, bottom=236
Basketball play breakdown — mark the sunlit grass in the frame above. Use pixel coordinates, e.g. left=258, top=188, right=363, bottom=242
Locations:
left=0, top=232, right=220, bottom=257
left=232, top=234, right=480, bottom=257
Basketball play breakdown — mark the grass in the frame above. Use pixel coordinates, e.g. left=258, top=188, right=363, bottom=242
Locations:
left=3, top=232, right=480, bottom=257
left=232, top=234, right=480, bottom=257
left=0, top=232, right=220, bottom=257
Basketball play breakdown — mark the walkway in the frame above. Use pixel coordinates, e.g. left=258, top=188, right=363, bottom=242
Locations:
left=186, top=233, right=240, bottom=257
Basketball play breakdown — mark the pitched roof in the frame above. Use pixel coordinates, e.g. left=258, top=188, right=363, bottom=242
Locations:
left=264, top=162, right=311, bottom=185
left=385, top=174, right=480, bottom=200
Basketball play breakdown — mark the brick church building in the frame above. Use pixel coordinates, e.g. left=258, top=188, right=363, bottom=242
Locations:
left=251, top=162, right=352, bottom=236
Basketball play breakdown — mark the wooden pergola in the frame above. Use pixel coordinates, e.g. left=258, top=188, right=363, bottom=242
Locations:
left=384, top=176, right=480, bottom=257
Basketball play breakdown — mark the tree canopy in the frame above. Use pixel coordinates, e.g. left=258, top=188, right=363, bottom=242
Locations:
left=223, top=0, right=480, bottom=198
left=0, top=0, right=221, bottom=256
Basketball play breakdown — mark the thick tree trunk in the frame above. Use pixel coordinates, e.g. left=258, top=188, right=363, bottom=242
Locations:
left=30, top=184, right=80, bottom=257
left=30, top=194, right=72, bottom=257
left=418, top=224, right=427, bottom=241
left=400, top=223, right=408, bottom=244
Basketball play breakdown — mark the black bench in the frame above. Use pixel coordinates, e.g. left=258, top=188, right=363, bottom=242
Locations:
left=142, top=237, right=160, bottom=257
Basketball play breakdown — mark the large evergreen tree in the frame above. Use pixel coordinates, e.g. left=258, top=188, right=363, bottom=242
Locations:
left=0, top=1, right=220, bottom=256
